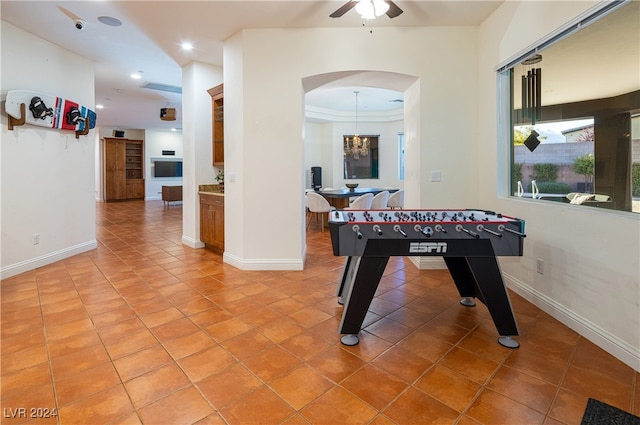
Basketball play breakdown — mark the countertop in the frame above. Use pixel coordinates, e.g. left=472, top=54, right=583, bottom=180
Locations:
left=198, top=184, right=224, bottom=196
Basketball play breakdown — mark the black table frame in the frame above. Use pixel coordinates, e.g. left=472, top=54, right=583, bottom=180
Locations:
left=335, top=238, right=520, bottom=348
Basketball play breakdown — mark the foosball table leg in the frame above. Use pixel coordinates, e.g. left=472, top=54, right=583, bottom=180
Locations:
left=459, top=297, right=476, bottom=307
left=341, top=334, right=359, bottom=346
left=498, top=336, right=520, bottom=348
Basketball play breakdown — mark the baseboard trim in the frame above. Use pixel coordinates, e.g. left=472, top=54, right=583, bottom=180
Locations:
left=182, top=235, right=204, bottom=249
left=223, top=252, right=304, bottom=271
left=410, top=256, right=447, bottom=270
left=408, top=257, right=638, bottom=371
left=0, top=240, right=97, bottom=280
left=504, top=272, right=640, bottom=372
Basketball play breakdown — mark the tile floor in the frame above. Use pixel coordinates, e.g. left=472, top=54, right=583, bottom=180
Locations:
left=1, top=200, right=638, bottom=425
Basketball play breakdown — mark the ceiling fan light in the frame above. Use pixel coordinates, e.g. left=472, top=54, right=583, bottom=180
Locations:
left=373, top=0, right=389, bottom=16
left=355, top=0, right=376, bottom=19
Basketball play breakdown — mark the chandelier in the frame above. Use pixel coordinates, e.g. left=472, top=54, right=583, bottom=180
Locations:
left=344, top=91, right=369, bottom=159
left=355, top=0, right=389, bottom=19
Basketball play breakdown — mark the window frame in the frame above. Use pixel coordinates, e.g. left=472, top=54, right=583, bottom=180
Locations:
left=496, top=0, right=638, bottom=214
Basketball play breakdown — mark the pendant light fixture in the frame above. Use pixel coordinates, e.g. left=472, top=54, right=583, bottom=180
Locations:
left=344, top=91, right=370, bottom=160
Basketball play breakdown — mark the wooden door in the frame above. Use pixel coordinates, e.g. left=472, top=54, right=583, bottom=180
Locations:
left=105, top=139, right=127, bottom=201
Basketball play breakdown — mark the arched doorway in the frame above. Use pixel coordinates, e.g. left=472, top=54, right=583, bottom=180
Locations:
left=301, top=71, right=420, bottom=262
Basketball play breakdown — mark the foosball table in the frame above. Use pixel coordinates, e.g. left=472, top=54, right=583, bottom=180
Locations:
left=328, top=209, right=526, bottom=348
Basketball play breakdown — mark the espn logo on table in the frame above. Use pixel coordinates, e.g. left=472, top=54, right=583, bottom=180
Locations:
left=409, top=242, right=447, bottom=254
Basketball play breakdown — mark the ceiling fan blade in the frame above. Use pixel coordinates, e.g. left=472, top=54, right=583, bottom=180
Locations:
left=58, top=6, right=82, bottom=21
left=330, top=0, right=358, bottom=18
left=385, top=0, right=403, bottom=18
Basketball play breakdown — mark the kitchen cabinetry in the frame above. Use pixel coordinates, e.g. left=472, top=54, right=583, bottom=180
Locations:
left=207, top=84, right=224, bottom=165
left=104, top=138, right=145, bottom=201
left=200, top=193, right=224, bottom=252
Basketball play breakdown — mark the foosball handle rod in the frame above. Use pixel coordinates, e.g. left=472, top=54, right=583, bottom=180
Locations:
left=498, top=224, right=526, bottom=237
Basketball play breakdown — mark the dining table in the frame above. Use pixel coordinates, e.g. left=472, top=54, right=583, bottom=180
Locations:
left=316, top=187, right=398, bottom=209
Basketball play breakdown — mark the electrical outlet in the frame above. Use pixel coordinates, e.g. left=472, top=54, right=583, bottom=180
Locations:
left=536, top=259, right=544, bottom=275
left=33, top=233, right=40, bottom=245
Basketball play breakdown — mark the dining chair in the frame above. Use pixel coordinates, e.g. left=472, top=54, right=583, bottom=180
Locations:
left=345, top=192, right=373, bottom=210
left=306, top=191, right=335, bottom=232
left=387, top=189, right=405, bottom=209
left=370, top=191, right=390, bottom=209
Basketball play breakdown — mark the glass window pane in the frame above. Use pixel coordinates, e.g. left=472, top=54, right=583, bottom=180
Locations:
left=502, top=1, right=639, bottom=213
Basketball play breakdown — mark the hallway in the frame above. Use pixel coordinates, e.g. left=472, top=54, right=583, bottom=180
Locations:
left=1, top=200, right=638, bottom=424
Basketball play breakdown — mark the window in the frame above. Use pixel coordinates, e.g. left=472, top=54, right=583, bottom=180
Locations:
left=344, top=135, right=379, bottom=179
left=499, top=1, right=640, bottom=213
left=512, top=119, right=595, bottom=194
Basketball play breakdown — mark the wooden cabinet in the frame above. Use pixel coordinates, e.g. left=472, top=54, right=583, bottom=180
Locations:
left=127, top=180, right=145, bottom=200
left=208, top=84, right=224, bottom=165
left=104, top=138, right=145, bottom=201
left=200, top=193, right=224, bottom=252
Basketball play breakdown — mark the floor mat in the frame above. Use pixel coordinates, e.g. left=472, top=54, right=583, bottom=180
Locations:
left=581, top=398, right=640, bottom=425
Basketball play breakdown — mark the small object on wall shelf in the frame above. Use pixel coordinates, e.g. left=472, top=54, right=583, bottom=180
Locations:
left=207, top=83, right=224, bottom=166
left=5, top=90, right=96, bottom=138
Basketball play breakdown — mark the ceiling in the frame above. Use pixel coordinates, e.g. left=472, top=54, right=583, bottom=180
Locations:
left=1, top=1, right=504, bottom=130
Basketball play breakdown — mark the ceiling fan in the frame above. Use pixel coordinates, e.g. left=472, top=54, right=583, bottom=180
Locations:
left=330, top=0, right=403, bottom=19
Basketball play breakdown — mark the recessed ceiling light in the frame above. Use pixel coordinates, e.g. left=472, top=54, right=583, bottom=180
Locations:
left=96, top=104, right=104, bottom=109
left=98, top=16, right=122, bottom=27
left=131, top=72, right=142, bottom=79
left=181, top=42, right=193, bottom=51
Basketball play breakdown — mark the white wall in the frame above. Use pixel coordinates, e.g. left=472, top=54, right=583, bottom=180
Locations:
left=478, top=1, right=640, bottom=370
left=303, top=121, right=326, bottom=188
left=181, top=62, right=222, bottom=248
left=1, top=22, right=96, bottom=278
left=145, top=129, right=184, bottom=200
left=223, top=26, right=478, bottom=270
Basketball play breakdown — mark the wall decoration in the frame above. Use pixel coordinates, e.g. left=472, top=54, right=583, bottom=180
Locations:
left=5, top=89, right=96, bottom=138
